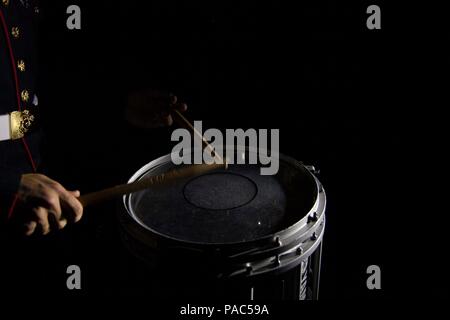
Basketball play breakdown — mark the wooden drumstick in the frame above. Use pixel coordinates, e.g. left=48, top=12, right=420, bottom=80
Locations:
left=78, top=163, right=224, bottom=208
left=171, top=109, right=225, bottom=165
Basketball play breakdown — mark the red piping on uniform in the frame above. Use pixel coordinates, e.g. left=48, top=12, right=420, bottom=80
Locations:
left=0, top=10, right=21, bottom=112
left=1, top=9, right=37, bottom=219
left=7, top=194, right=19, bottom=220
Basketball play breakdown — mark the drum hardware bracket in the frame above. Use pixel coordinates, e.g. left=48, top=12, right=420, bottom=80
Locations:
left=274, top=237, right=282, bottom=247
left=274, top=255, right=281, bottom=266
left=226, top=214, right=324, bottom=264
left=308, top=212, right=319, bottom=223
left=305, top=165, right=320, bottom=175
left=224, top=222, right=325, bottom=279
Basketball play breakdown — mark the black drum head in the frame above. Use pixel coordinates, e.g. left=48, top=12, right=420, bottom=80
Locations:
left=126, top=151, right=318, bottom=245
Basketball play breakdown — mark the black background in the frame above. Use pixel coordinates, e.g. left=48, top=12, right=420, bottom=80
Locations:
left=5, top=0, right=447, bottom=300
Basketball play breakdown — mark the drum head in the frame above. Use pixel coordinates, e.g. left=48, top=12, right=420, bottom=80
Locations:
left=125, top=148, right=318, bottom=244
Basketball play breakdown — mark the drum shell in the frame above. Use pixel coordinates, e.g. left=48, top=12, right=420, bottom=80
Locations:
left=117, top=152, right=326, bottom=299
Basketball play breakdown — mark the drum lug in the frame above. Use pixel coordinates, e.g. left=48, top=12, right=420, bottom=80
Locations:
left=305, top=165, right=320, bottom=175
left=274, top=255, right=281, bottom=266
left=274, top=237, right=282, bottom=247
left=308, top=211, right=319, bottom=223
left=246, top=263, right=253, bottom=275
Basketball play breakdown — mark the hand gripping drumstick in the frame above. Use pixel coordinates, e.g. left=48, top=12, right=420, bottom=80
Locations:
left=78, top=163, right=225, bottom=207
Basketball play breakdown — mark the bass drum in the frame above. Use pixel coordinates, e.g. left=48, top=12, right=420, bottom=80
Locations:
left=118, top=147, right=326, bottom=300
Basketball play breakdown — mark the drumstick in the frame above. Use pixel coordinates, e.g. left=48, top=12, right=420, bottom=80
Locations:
left=78, top=163, right=224, bottom=207
left=171, top=109, right=225, bottom=165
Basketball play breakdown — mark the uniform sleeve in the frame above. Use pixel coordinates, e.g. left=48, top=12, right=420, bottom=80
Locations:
left=0, top=165, right=22, bottom=222
left=0, top=165, right=22, bottom=195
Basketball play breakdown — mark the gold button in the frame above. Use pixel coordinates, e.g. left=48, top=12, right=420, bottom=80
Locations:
left=11, top=27, right=20, bottom=39
left=17, top=60, right=26, bottom=72
left=2, top=0, right=9, bottom=7
left=21, top=90, right=30, bottom=103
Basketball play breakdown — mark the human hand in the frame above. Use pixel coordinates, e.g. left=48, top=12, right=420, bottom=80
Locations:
left=125, top=89, right=188, bottom=129
left=15, top=174, right=83, bottom=236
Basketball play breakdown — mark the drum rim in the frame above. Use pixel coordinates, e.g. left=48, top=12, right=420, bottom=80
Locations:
left=122, top=146, right=324, bottom=247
